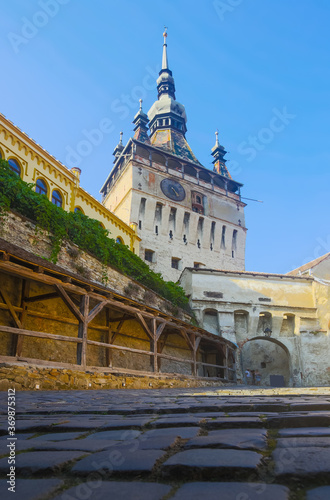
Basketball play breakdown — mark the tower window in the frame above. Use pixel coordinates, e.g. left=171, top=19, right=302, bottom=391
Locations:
left=154, top=203, right=163, bottom=222
left=145, top=250, right=155, bottom=263
left=232, top=229, right=237, bottom=257
left=210, top=221, right=216, bottom=250
left=197, top=217, right=204, bottom=243
left=171, top=258, right=181, bottom=270
left=183, top=212, right=190, bottom=233
left=192, top=191, right=205, bottom=214
left=221, top=225, right=226, bottom=249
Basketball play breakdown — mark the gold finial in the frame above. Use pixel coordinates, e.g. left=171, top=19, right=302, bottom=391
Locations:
left=163, top=26, right=168, bottom=40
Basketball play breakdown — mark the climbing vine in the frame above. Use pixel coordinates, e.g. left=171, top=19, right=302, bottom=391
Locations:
left=0, top=160, right=189, bottom=310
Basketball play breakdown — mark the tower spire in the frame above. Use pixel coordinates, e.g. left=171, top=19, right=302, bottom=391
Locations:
left=162, top=26, right=168, bottom=69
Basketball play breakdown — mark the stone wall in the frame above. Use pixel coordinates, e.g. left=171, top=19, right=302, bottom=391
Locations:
left=0, top=362, right=226, bottom=391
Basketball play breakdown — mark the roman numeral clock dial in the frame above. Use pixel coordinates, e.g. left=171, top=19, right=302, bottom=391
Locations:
left=160, top=179, right=186, bottom=201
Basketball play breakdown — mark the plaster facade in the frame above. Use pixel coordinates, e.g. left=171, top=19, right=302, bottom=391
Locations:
left=102, top=143, right=246, bottom=281
left=0, top=113, right=139, bottom=253
left=180, top=266, right=330, bottom=387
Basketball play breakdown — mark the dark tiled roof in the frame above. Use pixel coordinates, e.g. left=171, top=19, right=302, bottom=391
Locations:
left=150, top=129, right=202, bottom=165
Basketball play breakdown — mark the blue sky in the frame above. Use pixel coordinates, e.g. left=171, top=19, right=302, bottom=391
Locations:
left=1, top=0, right=329, bottom=274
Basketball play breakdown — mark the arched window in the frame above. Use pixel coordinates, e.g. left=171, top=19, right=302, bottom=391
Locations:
left=116, top=237, right=124, bottom=244
left=35, top=178, right=47, bottom=196
left=0, top=148, right=3, bottom=159
left=52, top=190, right=62, bottom=208
left=8, top=158, right=21, bottom=176
left=74, top=206, right=84, bottom=214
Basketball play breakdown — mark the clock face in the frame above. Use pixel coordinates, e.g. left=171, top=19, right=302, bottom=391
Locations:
left=160, top=179, right=186, bottom=201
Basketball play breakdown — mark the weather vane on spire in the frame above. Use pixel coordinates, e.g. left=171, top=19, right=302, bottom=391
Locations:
left=163, top=26, right=168, bottom=43
left=162, top=26, right=169, bottom=69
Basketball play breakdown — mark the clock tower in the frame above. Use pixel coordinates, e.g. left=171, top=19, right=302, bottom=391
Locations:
left=101, top=31, right=247, bottom=281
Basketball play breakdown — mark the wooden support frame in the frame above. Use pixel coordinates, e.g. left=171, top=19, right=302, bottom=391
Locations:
left=0, top=248, right=237, bottom=381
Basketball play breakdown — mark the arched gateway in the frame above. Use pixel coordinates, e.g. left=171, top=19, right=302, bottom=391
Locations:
left=240, top=336, right=291, bottom=387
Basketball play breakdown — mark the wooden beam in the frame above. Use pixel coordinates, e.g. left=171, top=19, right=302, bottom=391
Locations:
left=0, top=288, right=22, bottom=329
left=77, top=294, right=89, bottom=368
left=155, top=322, right=167, bottom=341
left=0, top=302, right=22, bottom=313
left=25, top=292, right=59, bottom=304
left=0, top=325, right=81, bottom=344
left=87, top=300, right=107, bottom=324
left=0, top=251, right=9, bottom=261
left=135, top=312, right=153, bottom=340
left=54, top=284, right=84, bottom=322
left=179, top=329, right=194, bottom=351
left=87, top=338, right=153, bottom=357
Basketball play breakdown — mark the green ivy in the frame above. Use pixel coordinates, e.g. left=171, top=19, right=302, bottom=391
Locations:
left=0, top=160, right=189, bottom=310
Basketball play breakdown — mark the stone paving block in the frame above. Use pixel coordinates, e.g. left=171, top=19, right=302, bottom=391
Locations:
left=142, top=427, right=200, bottom=439
left=267, top=413, right=330, bottom=428
left=279, top=427, right=330, bottom=437
left=86, top=429, right=141, bottom=440
left=14, top=420, right=58, bottom=432
left=0, top=433, right=34, bottom=440
left=172, top=482, right=290, bottom=500
left=151, top=415, right=202, bottom=427
left=162, top=448, right=262, bottom=479
left=51, top=481, right=172, bottom=500
left=29, top=431, right=85, bottom=441
left=306, top=486, right=330, bottom=500
left=204, top=416, right=263, bottom=429
left=277, top=437, right=330, bottom=448
left=99, top=417, right=153, bottom=429
left=137, top=435, right=178, bottom=450
left=185, top=428, right=268, bottom=451
left=52, top=419, right=111, bottom=430
left=0, top=451, right=86, bottom=474
left=273, top=446, right=330, bottom=477
left=0, top=478, right=63, bottom=500
left=72, top=448, right=165, bottom=475
left=15, top=439, right=123, bottom=452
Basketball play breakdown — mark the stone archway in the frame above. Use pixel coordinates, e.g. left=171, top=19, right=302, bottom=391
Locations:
left=241, top=337, right=291, bottom=387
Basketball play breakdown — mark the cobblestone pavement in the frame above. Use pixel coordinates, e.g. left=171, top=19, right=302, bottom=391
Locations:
left=1, top=386, right=330, bottom=499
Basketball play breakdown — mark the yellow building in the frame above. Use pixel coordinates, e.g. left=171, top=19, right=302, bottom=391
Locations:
left=0, top=113, right=139, bottom=253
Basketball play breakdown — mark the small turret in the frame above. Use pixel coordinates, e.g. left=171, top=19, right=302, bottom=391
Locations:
left=133, top=99, right=150, bottom=143
left=113, top=131, right=124, bottom=161
left=211, top=130, right=232, bottom=179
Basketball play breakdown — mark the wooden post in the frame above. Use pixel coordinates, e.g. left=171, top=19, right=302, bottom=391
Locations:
left=225, top=344, right=229, bottom=381
left=105, top=309, right=112, bottom=368
left=193, top=336, right=201, bottom=377
left=77, top=294, right=89, bottom=368
left=16, top=280, right=30, bottom=357
left=151, top=318, right=158, bottom=373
